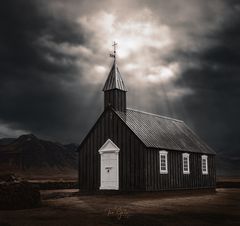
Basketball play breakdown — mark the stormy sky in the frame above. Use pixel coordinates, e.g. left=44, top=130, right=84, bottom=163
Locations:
left=0, top=0, right=239, bottom=160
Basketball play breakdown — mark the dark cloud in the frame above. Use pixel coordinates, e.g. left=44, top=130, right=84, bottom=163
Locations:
left=0, top=0, right=102, bottom=143
left=173, top=1, right=240, bottom=159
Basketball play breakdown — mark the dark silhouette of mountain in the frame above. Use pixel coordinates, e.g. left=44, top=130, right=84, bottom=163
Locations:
left=0, top=134, right=78, bottom=173
left=0, top=138, right=16, bottom=145
left=63, top=143, right=79, bottom=152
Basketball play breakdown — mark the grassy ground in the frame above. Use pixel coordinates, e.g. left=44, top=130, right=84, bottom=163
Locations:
left=0, top=188, right=239, bottom=226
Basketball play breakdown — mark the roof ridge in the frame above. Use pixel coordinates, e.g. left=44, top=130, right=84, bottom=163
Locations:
left=126, top=108, right=183, bottom=122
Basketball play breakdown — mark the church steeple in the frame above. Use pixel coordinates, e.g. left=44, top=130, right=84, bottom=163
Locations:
left=103, top=42, right=127, bottom=111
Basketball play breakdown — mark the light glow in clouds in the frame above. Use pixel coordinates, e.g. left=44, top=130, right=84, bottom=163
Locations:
left=77, top=10, right=179, bottom=86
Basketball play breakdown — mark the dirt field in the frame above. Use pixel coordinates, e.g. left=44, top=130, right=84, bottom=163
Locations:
left=0, top=188, right=239, bottom=226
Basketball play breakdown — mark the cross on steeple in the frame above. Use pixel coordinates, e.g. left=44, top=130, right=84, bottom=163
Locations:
left=110, top=41, right=117, bottom=60
left=113, top=41, right=117, bottom=54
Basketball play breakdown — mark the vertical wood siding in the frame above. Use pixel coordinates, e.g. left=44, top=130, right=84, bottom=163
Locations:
left=145, top=149, right=216, bottom=191
left=104, top=90, right=126, bottom=111
left=79, top=109, right=146, bottom=191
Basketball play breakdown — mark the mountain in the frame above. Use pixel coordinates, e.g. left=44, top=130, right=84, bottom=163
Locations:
left=0, top=138, right=16, bottom=145
left=63, top=143, right=79, bottom=152
left=0, top=134, right=78, bottom=177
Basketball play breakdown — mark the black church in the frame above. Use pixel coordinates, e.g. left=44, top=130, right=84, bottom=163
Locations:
left=78, top=46, right=216, bottom=192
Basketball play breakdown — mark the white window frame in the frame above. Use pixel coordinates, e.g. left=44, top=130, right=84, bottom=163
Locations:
left=201, top=155, right=208, bottom=175
left=159, top=150, right=168, bottom=174
left=182, top=153, right=190, bottom=174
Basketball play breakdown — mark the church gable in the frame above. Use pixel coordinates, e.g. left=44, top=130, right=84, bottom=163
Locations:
left=78, top=107, right=146, bottom=151
left=78, top=107, right=146, bottom=191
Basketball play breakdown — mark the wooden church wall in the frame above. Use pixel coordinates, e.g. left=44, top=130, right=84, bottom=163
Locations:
left=78, top=109, right=146, bottom=191
left=104, top=90, right=126, bottom=112
left=145, top=149, right=216, bottom=191
left=79, top=108, right=216, bottom=192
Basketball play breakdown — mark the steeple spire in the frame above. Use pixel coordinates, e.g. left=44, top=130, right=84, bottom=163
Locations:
left=103, top=42, right=127, bottom=92
left=103, top=42, right=127, bottom=111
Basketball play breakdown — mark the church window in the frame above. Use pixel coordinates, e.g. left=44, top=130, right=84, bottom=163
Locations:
left=202, top=155, right=208, bottom=175
left=182, top=153, right=190, bottom=174
left=159, top=150, right=168, bottom=174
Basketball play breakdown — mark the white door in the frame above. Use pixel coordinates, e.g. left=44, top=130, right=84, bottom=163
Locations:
left=98, top=139, right=119, bottom=190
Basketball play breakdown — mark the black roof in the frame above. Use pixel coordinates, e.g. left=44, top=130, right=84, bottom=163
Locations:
left=115, top=108, right=215, bottom=155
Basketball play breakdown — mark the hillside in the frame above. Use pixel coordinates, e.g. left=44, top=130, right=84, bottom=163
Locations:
left=0, top=134, right=78, bottom=178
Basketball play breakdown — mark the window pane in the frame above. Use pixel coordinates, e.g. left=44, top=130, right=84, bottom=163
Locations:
left=183, top=155, right=189, bottom=173
left=160, top=152, right=168, bottom=173
left=202, top=159, right=207, bottom=172
left=202, top=157, right=208, bottom=174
